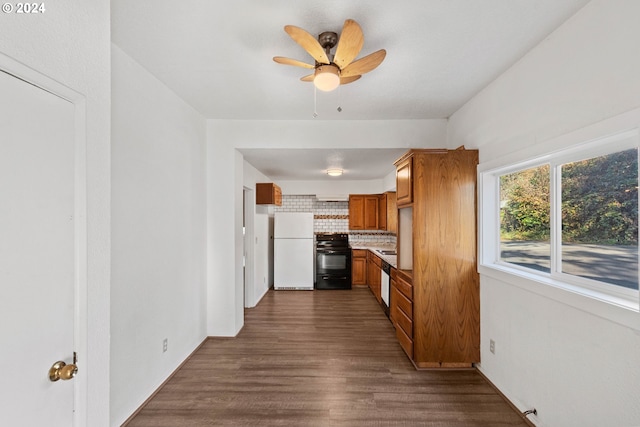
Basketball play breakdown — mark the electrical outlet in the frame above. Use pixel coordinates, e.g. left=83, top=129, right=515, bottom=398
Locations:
left=163, top=338, right=168, bottom=353
left=490, top=339, right=495, bottom=354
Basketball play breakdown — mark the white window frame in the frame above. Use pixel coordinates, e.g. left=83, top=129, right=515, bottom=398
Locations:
left=479, top=123, right=640, bottom=330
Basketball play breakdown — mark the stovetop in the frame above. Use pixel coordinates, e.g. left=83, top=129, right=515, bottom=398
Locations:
left=316, top=233, right=350, bottom=248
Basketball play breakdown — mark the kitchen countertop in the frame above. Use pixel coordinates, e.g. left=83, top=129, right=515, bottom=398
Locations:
left=350, top=244, right=397, bottom=268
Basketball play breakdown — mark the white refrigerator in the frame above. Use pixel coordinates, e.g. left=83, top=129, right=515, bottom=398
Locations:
left=274, top=212, right=314, bottom=290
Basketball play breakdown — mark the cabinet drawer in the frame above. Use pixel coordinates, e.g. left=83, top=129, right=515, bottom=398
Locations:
left=392, top=286, right=412, bottom=320
left=394, top=303, right=413, bottom=338
left=396, top=323, right=413, bottom=358
left=368, top=251, right=382, bottom=267
left=395, top=274, right=412, bottom=300
left=352, top=249, right=367, bottom=258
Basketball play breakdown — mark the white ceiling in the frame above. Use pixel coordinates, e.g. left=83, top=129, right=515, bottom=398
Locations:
left=111, top=0, right=590, bottom=180
left=237, top=148, right=409, bottom=181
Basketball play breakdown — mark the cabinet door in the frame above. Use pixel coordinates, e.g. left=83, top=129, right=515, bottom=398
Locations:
left=384, top=192, right=397, bottom=233
left=389, top=277, right=397, bottom=325
left=410, top=149, right=479, bottom=368
left=256, top=183, right=282, bottom=206
left=396, top=157, right=413, bottom=207
left=367, top=253, right=382, bottom=302
left=364, top=196, right=379, bottom=229
left=349, top=195, right=365, bottom=230
left=366, top=253, right=374, bottom=291
left=378, top=194, right=387, bottom=230
left=351, top=253, right=367, bottom=286
left=372, top=264, right=382, bottom=302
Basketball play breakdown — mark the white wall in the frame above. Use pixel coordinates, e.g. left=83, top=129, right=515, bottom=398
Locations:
left=382, top=170, right=397, bottom=192
left=448, top=0, right=640, bottom=159
left=206, top=128, right=245, bottom=335
left=448, top=1, right=640, bottom=426
left=0, top=2, right=111, bottom=425
left=110, top=45, right=207, bottom=426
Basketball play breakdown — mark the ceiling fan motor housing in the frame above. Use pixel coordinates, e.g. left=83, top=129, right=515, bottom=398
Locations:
left=318, top=31, right=338, bottom=50
left=315, top=31, right=340, bottom=91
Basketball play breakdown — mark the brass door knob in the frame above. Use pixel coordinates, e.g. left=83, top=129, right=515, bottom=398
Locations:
left=49, top=360, right=78, bottom=382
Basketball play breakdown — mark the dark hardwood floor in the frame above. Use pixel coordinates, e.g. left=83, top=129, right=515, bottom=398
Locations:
left=124, top=287, right=528, bottom=427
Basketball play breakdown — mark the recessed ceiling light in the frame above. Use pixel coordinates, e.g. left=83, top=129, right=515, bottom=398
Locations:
left=327, top=169, right=343, bottom=177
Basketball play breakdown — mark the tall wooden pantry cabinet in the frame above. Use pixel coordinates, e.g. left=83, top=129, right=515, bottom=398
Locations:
left=392, top=148, right=480, bottom=368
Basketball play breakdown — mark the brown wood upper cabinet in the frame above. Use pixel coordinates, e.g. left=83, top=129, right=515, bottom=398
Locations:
left=349, top=192, right=396, bottom=231
left=256, top=183, right=282, bottom=206
left=348, top=194, right=378, bottom=230
left=348, top=195, right=365, bottom=229
left=395, top=157, right=412, bottom=207
left=378, top=192, right=397, bottom=233
left=393, top=148, right=479, bottom=369
left=364, top=196, right=378, bottom=229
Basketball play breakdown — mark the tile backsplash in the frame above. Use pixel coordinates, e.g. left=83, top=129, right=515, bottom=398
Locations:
left=275, top=195, right=396, bottom=246
left=275, top=194, right=316, bottom=212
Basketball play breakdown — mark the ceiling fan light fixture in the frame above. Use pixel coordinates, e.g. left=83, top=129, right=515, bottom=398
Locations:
left=314, top=64, right=340, bottom=92
left=327, top=168, right=343, bottom=177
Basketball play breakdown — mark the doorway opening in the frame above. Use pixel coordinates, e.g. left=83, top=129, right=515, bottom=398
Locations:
left=243, top=187, right=255, bottom=308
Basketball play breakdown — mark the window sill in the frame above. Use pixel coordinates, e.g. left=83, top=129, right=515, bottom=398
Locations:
left=479, top=263, right=640, bottom=331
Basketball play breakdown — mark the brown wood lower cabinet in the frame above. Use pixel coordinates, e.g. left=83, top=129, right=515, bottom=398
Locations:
left=367, top=251, right=382, bottom=303
left=390, top=268, right=413, bottom=358
left=351, top=249, right=367, bottom=286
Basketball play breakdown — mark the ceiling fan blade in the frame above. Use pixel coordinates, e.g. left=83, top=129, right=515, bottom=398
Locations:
left=300, top=74, right=314, bottom=82
left=273, top=56, right=315, bottom=69
left=340, top=49, right=386, bottom=78
left=284, top=25, right=330, bottom=64
left=333, top=19, right=364, bottom=70
left=340, top=75, right=361, bottom=85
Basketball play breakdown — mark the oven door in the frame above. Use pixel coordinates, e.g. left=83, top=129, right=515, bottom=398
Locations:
left=316, top=249, right=350, bottom=274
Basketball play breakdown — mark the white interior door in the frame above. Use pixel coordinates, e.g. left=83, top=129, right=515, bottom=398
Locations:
left=0, top=70, right=78, bottom=426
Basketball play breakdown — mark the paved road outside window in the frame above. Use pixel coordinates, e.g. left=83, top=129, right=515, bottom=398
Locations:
left=500, top=241, right=638, bottom=289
